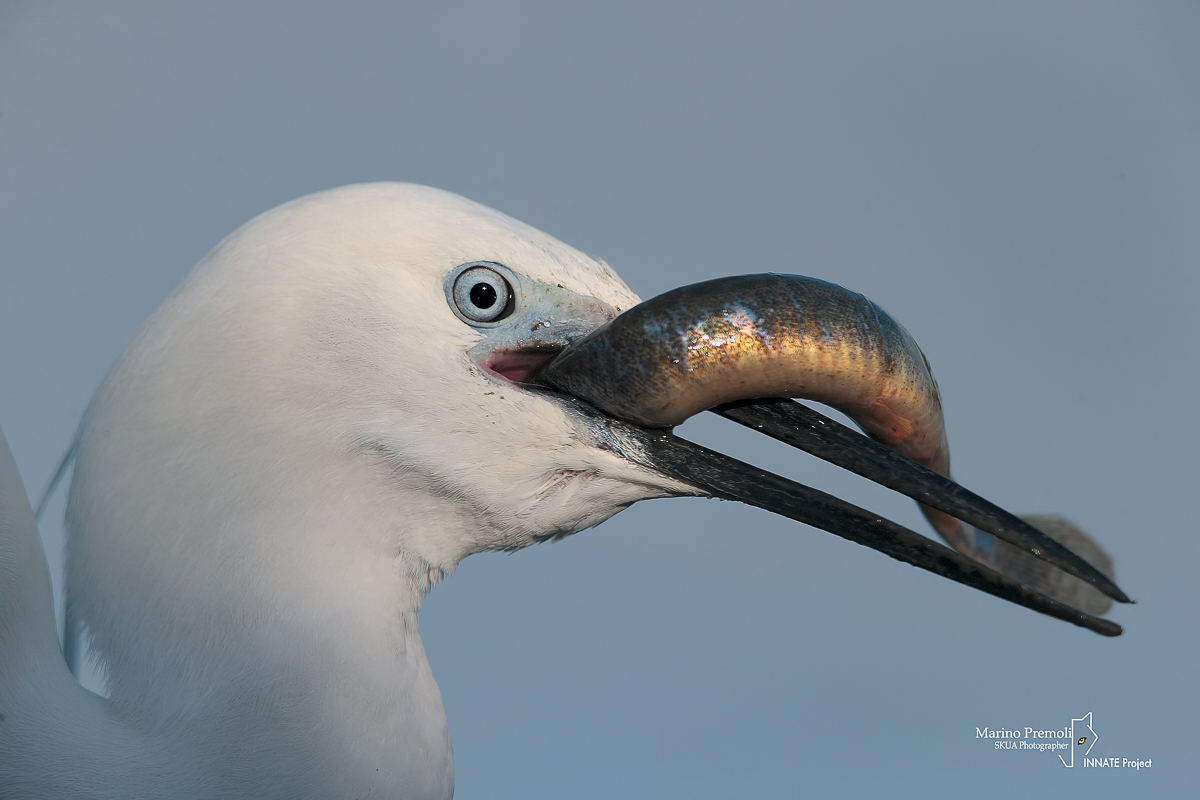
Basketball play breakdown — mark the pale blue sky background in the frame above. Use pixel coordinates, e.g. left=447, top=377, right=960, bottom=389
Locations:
left=1, top=2, right=1197, bottom=797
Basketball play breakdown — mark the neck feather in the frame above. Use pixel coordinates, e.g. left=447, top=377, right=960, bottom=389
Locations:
left=66, top=442, right=460, bottom=799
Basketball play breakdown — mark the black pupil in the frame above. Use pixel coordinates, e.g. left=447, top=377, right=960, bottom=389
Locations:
left=470, top=282, right=498, bottom=309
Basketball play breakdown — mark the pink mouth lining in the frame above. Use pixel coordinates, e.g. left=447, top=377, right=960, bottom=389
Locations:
left=482, top=350, right=561, bottom=385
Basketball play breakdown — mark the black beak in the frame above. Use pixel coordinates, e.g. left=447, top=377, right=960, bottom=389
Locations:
left=546, top=392, right=1126, bottom=638
left=716, top=399, right=1129, bottom=606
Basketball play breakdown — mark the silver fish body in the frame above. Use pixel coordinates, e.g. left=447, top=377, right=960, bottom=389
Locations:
left=539, top=273, right=950, bottom=474
left=539, top=273, right=1117, bottom=615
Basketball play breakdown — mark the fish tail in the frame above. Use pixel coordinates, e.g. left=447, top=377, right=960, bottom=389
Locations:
left=946, top=515, right=1116, bottom=616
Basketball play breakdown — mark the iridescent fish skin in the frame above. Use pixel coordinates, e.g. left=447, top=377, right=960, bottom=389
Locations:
left=539, top=273, right=1118, bottom=615
left=538, top=273, right=950, bottom=476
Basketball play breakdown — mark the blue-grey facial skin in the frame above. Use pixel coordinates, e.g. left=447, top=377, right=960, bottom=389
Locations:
left=443, top=262, right=622, bottom=364
left=2, top=3, right=1195, bottom=799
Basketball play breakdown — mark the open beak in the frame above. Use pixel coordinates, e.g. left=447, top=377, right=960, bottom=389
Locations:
left=530, top=273, right=1130, bottom=637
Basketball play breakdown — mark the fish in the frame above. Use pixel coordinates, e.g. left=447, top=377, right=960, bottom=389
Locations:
left=537, top=273, right=1118, bottom=614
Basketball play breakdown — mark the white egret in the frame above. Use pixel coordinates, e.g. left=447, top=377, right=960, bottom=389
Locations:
left=0, top=184, right=1123, bottom=798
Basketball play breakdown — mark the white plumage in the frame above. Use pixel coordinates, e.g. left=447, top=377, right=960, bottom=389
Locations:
left=1, top=184, right=697, bottom=798
left=0, top=181, right=1124, bottom=798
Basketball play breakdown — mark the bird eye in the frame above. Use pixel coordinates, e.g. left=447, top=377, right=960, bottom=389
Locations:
left=451, top=265, right=514, bottom=323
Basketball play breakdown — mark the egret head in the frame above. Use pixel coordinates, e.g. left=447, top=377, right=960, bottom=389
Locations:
left=41, top=183, right=1122, bottom=800
left=66, top=185, right=701, bottom=670
left=67, top=183, right=1121, bottom=711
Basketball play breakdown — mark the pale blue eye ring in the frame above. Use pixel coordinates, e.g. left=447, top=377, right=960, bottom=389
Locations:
left=448, top=264, right=515, bottom=324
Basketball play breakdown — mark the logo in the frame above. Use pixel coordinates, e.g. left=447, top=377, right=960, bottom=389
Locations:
left=1059, top=712, right=1097, bottom=767
left=975, top=712, right=1152, bottom=770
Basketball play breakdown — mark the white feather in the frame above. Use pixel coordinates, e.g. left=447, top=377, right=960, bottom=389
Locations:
left=1, top=184, right=694, bottom=798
